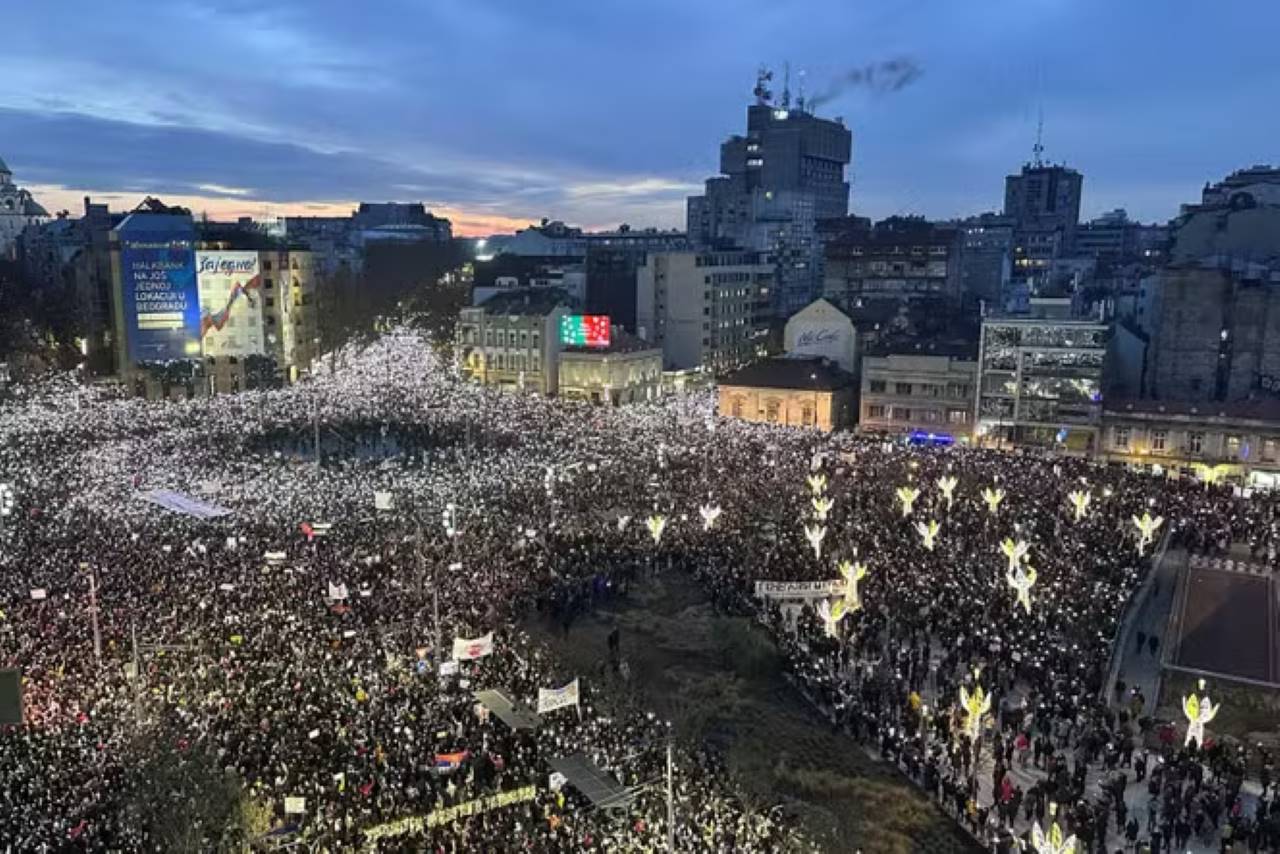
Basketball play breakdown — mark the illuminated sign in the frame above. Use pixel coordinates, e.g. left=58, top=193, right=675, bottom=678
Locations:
left=558, top=314, right=610, bottom=348
left=119, top=214, right=201, bottom=362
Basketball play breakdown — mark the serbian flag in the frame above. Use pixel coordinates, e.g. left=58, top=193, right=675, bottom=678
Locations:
left=451, top=632, right=494, bottom=662
left=301, top=522, right=315, bottom=541
left=434, top=750, right=469, bottom=771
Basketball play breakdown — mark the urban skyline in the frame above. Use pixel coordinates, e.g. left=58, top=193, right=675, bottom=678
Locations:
left=2, top=0, right=1277, bottom=235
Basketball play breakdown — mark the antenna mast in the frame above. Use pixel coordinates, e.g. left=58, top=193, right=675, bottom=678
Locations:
left=781, top=61, right=792, bottom=109
left=753, top=65, right=774, bottom=105
left=1032, top=105, right=1045, bottom=167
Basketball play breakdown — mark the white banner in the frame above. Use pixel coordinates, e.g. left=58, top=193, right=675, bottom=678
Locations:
left=196, top=251, right=265, bottom=357
left=284, top=796, right=306, bottom=815
left=327, top=582, right=349, bottom=601
left=374, top=491, right=394, bottom=511
left=140, top=489, right=232, bottom=519
left=452, top=632, right=494, bottom=661
left=753, top=579, right=846, bottom=600
left=537, top=678, right=580, bottom=714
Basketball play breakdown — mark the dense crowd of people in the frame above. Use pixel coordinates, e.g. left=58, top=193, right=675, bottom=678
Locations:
left=1, top=329, right=1278, bottom=852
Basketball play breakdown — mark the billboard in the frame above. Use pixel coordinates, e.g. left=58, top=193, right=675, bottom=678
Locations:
left=119, top=215, right=201, bottom=362
left=196, top=251, right=265, bottom=357
left=558, top=314, right=610, bottom=348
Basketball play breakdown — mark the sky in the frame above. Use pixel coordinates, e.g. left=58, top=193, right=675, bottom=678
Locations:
left=1, top=0, right=1277, bottom=237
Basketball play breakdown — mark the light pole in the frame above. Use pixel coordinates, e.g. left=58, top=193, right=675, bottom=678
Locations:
left=438, top=502, right=460, bottom=663
left=82, top=562, right=101, bottom=666
left=0, top=482, right=13, bottom=541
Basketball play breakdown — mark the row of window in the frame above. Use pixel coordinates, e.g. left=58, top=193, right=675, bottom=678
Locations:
left=727, top=398, right=817, bottom=426
left=1112, top=427, right=1279, bottom=460
left=866, top=405, right=970, bottom=424
left=476, top=353, right=540, bottom=372
left=866, top=380, right=972, bottom=399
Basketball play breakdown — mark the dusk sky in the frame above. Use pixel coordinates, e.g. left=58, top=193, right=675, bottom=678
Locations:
left=2, top=0, right=1277, bottom=236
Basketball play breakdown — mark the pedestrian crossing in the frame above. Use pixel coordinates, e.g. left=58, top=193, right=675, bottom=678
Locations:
left=1188, top=554, right=1273, bottom=576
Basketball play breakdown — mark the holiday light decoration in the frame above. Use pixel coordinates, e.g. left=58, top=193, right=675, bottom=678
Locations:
left=896, top=485, right=920, bottom=517
left=915, top=519, right=941, bottom=551
left=617, top=515, right=631, bottom=532
left=936, top=475, right=958, bottom=509
left=1132, top=511, right=1164, bottom=556
left=958, top=679, right=991, bottom=742
left=699, top=504, right=722, bottom=531
left=981, top=487, right=1005, bottom=515
left=1030, top=806, right=1079, bottom=854
left=812, top=495, right=835, bottom=522
left=1192, top=462, right=1230, bottom=487
left=804, top=524, right=827, bottom=560
left=807, top=473, right=827, bottom=495
left=816, top=597, right=848, bottom=638
left=837, top=559, right=869, bottom=612
left=1067, top=490, right=1091, bottom=522
left=1006, top=563, right=1037, bottom=614
left=1182, top=679, right=1220, bottom=748
left=999, top=538, right=1030, bottom=573
left=646, top=515, right=666, bottom=545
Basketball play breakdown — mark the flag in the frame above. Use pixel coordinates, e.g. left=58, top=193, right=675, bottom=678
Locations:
left=451, top=632, right=494, bottom=661
left=300, top=522, right=314, bottom=541
left=327, top=582, right=349, bottom=601
left=434, top=750, right=469, bottom=772
left=537, top=678, right=581, bottom=714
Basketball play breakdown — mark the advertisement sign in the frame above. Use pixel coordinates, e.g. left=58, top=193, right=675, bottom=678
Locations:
left=196, top=251, right=265, bottom=356
left=119, top=215, right=200, bottom=362
left=558, top=314, right=610, bottom=348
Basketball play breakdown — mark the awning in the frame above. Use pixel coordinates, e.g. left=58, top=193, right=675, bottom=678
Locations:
left=473, top=689, right=539, bottom=731
left=546, top=753, right=634, bottom=810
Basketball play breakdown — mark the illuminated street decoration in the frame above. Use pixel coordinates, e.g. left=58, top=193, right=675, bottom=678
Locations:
left=816, top=597, right=848, bottom=638
left=1031, top=806, right=1078, bottom=854
left=699, top=504, right=722, bottom=531
left=915, top=519, right=941, bottom=551
left=646, top=515, right=666, bottom=545
left=1006, top=563, right=1037, bottom=613
left=999, top=538, right=1030, bottom=573
left=837, top=559, right=869, bottom=612
left=804, top=524, right=827, bottom=560
left=1067, top=490, right=1091, bottom=522
left=936, top=475, right=958, bottom=509
left=807, top=473, right=828, bottom=495
left=617, top=514, right=631, bottom=532
left=1182, top=679, right=1220, bottom=748
left=812, top=495, right=834, bottom=522
left=1132, top=511, right=1164, bottom=556
left=958, top=679, right=991, bottom=741
left=981, top=487, right=1005, bottom=515
left=1192, top=462, right=1229, bottom=487
left=896, top=485, right=920, bottom=517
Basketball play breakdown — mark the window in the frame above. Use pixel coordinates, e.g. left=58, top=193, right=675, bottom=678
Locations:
left=730, top=397, right=745, bottom=417
left=1150, top=430, right=1167, bottom=452
left=801, top=405, right=815, bottom=426
left=869, top=380, right=886, bottom=393
left=1264, top=439, right=1277, bottom=462
left=948, top=409, right=969, bottom=424
left=917, top=409, right=939, bottom=423
left=764, top=400, right=781, bottom=422
left=1114, top=427, right=1130, bottom=449
left=1226, top=435, right=1241, bottom=457
left=868, top=404, right=886, bottom=419
left=891, top=406, right=910, bottom=421
left=264, top=260, right=273, bottom=271
left=895, top=382, right=912, bottom=396
left=1188, top=431, right=1203, bottom=454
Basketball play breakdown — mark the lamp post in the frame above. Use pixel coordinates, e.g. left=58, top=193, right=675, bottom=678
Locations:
left=0, top=482, right=13, bottom=541
left=82, top=562, right=101, bottom=666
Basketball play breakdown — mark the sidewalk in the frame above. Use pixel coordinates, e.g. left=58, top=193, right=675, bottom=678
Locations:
left=1112, top=549, right=1185, bottom=716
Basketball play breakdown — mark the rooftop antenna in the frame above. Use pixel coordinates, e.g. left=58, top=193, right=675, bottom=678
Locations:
left=753, top=65, right=774, bottom=105
left=781, top=61, right=792, bottom=109
left=1032, top=105, right=1045, bottom=167
left=797, top=69, right=807, bottom=113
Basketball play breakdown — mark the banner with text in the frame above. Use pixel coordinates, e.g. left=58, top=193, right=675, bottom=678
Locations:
left=753, top=579, right=846, bottom=601
left=537, top=678, right=580, bottom=714
left=452, top=632, right=494, bottom=661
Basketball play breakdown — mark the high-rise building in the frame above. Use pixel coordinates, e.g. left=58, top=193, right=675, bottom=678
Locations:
left=1004, top=159, right=1083, bottom=292
left=956, top=212, right=1014, bottom=307
left=687, top=71, right=852, bottom=316
left=821, top=216, right=963, bottom=308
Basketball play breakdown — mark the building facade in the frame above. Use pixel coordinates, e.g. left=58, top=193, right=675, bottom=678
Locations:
left=782, top=298, right=856, bottom=372
left=957, top=213, right=1014, bottom=307
left=718, top=356, right=856, bottom=431
left=456, top=289, right=569, bottom=395
left=859, top=350, right=978, bottom=439
left=822, top=216, right=963, bottom=307
left=635, top=249, right=773, bottom=371
left=557, top=331, right=663, bottom=405
left=0, top=156, right=49, bottom=259
left=584, top=228, right=688, bottom=333
left=975, top=304, right=1107, bottom=451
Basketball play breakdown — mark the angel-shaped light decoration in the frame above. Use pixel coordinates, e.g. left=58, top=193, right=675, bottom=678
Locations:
left=981, top=487, right=1005, bottom=515
left=1006, top=563, right=1038, bottom=614
left=807, top=473, right=828, bottom=496
left=999, top=538, right=1030, bottom=573
left=1182, top=679, right=1220, bottom=748
left=812, top=495, right=835, bottom=522
left=1030, top=806, right=1079, bottom=854
left=936, top=475, right=958, bottom=510
left=896, top=485, right=920, bottom=517
left=816, top=597, right=848, bottom=638
left=916, top=519, right=941, bottom=552
left=958, top=680, right=991, bottom=742
left=804, top=524, right=827, bottom=560
left=1067, top=490, right=1091, bottom=523
left=646, top=515, right=667, bottom=546
left=837, top=559, right=869, bottom=612
left=1192, top=462, right=1229, bottom=488
left=699, top=504, right=722, bottom=531
left=617, top=515, right=631, bottom=532
left=1132, top=511, right=1164, bottom=557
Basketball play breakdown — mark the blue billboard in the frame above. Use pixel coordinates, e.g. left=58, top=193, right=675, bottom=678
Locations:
left=119, top=214, right=200, bottom=362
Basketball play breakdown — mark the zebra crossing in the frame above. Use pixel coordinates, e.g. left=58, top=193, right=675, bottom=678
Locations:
left=1188, top=554, right=1274, bottom=576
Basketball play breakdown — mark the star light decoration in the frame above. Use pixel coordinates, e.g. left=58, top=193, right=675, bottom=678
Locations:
left=896, top=485, right=920, bottom=517
left=837, top=559, right=869, bottom=612
left=1182, top=679, right=1220, bottom=748
left=804, top=524, right=827, bottom=560
left=806, top=473, right=827, bottom=496
left=936, top=475, right=958, bottom=510
left=1030, top=806, right=1079, bottom=854
left=816, top=597, right=848, bottom=638
left=646, top=515, right=667, bottom=545
left=699, top=504, right=722, bottom=531
left=1132, top=511, right=1164, bottom=557
left=958, top=677, right=991, bottom=742
left=915, top=519, right=941, bottom=551
left=812, top=495, right=835, bottom=522
left=1067, top=490, right=1091, bottom=522
left=999, top=538, right=1030, bottom=573
left=981, top=487, right=1005, bottom=515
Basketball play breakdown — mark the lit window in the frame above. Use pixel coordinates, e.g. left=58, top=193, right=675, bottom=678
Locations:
left=1114, top=427, right=1130, bottom=449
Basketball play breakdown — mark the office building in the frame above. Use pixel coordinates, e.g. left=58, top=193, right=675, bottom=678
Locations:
left=1074, top=209, right=1170, bottom=266
left=0, top=155, right=49, bottom=259
left=584, top=227, right=688, bottom=332
left=957, top=213, right=1014, bottom=307
left=687, top=71, right=852, bottom=316
left=822, top=216, right=963, bottom=307
left=635, top=249, right=773, bottom=371
left=1004, top=159, right=1083, bottom=292
left=718, top=355, right=856, bottom=430
left=859, top=344, right=978, bottom=439
left=455, top=289, right=570, bottom=395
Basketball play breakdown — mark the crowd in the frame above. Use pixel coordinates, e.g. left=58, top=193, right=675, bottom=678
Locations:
left=0, top=329, right=1278, bottom=852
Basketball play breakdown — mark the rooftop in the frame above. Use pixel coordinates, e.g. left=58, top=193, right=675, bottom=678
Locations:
left=561, top=328, right=658, bottom=356
left=720, top=356, right=856, bottom=391
left=1106, top=397, right=1280, bottom=424
left=479, top=287, right=570, bottom=316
